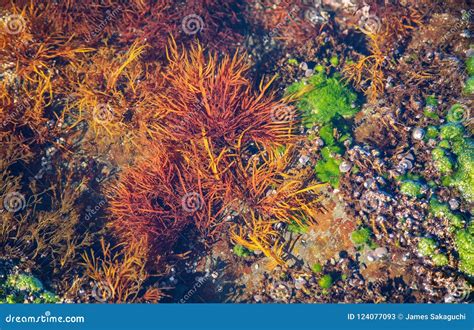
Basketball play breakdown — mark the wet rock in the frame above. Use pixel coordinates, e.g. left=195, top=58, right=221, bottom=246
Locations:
left=339, top=161, right=352, bottom=173
left=412, top=127, right=425, bottom=140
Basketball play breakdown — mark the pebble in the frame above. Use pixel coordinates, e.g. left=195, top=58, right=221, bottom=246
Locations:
left=375, top=215, right=386, bottom=223
left=294, top=277, right=307, bottom=290
left=412, top=127, right=425, bottom=140
left=339, top=161, right=352, bottom=173
left=305, top=69, right=314, bottom=77
left=299, top=155, right=310, bottom=165
left=448, top=198, right=459, bottom=210
left=373, top=247, right=388, bottom=259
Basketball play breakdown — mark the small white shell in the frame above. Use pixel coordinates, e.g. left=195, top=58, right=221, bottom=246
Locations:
left=339, top=161, right=352, bottom=173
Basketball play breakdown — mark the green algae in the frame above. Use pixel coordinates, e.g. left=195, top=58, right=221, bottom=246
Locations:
left=233, top=244, right=252, bottom=258
left=287, top=72, right=360, bottom=189
left=455, top=229, right=474, bottom=275
left=429, top=198, right=464, bottom=230
left=314, top=154, right=342, bottom=188
left=439, top=123, right=464, bottom=141
left=400, top=180, right=424, bottom=198
left=287, top=58, right=298, bottom=66
left=418, top=238, right=437, bottom=257
left=430, top=120, right=474, bottom=204
left=1, top=274, right=58, bottom=304
left=425, top=95, right=438, bottom=108
left=431, top=147, right=454, bottom=175
left=286, top=72, right=359, bottom=127
left=329, top=56, right=339, bottom=67
left=464, top=76, right=474, bottom=95
left=426, top=126, right=439, bottom=139
left=431, top=253, right=449, bottom=267
left=423, top=95, right=439, bottom=120
left=6, top=274, right=43, bottom=292
left=288, top=220, right=308, bottom=234
left=318, top=274, right=333, bottom=289
left=351, top=227, right=372, bottom=246
left=466, top=55, right=474, bottom=76
left=311, top=263, right=323, bottom=273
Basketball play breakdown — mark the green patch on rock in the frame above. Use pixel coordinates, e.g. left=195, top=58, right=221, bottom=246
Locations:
left=466, top=55, right=474, bottom=76
left=318, top=274, right=333, bottom=289
left=455, top=229, right=474, bottom=275
left=311, top=263, right=323, bottom=273
left=464, top=76, right=474, bottom=95
left=286, top=72, right=359, bottom=127
left=418, top=237, right=437, bottom=257
left=1, top=274, right=59, bottom=304
left=400, top=180, right=424, bottom=198
left=429, top=198, right=464, bottom=230
left=351, top=227, right=372, bottom=246
left=426, top=126, right=439, bottom=139
left=288, top=220, right=308, bottom=234
left=315, top=156, right=342, bottom=188
left=233, top=244, right=252, bottom=258
left=431, top=253, right=449, bottom=267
